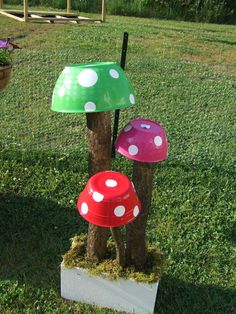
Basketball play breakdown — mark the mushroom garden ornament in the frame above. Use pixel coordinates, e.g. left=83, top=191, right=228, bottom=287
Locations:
left=115, top=118, right=168, bottom=270
left=77, top=170, right=141, bottom=266
left=77, top=171, right=141, bottom=228
left=62, top=169, right=160, bottom=314
left=51, top=62, right=136, bottom=263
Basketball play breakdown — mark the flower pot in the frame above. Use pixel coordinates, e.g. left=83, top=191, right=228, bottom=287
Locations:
left=61, top=264, right=159, bottom=314
left=0, top=65, right=12, bottom=91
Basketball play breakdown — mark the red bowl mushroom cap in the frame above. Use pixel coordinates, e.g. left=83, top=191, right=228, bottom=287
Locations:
left=115, top=118, right=168, bottom=163
left=77, top=171, right=141, bottom=228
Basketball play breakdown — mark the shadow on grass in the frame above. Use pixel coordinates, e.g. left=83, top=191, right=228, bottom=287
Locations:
left=0, top=193, right=235, bottom=313
left=0, top=193, right=87, bottom=289
left=155, top=275, right=236, bottom=314
left=203, top=38, right=236, bottom=46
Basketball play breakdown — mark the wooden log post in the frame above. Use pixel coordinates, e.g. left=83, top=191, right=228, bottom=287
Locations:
left=101, top=0, right=106, bottom=22
left=111, top=227, right=126, bottom=268
left=67, top=0, right=71, bottom=14
left=126, top=161, right=155, bottom=270
left=0, top=0, right=3, bottom=10
left=24, top=0, right=28, bottom=22
left=86, top=112, right=111, bottom=263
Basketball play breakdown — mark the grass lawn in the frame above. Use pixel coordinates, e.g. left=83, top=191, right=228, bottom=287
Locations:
left=0, top=9, right=236, bottom=313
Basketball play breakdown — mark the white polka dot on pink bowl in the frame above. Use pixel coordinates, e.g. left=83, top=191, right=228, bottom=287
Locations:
left=115, top=118, right=168, bottom=163
left=128, top=145, right=139, bottom=156
left=140, top=123, right=151, bottom=129
left=124, top=124, right=132, bottom=132
left=154, top=136, right=163, bottom=147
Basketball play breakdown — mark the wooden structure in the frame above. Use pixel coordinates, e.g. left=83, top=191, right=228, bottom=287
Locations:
left=0, top=0, right=106, bottom=23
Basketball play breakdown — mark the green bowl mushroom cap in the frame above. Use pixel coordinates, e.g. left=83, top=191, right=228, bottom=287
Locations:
left=51, top=62, right=136, bottom=113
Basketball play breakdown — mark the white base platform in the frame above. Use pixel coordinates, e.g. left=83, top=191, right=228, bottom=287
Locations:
left=61, top=264, right=159, bottom=314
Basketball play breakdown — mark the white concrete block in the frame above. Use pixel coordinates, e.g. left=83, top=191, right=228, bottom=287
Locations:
left=61, top=264, right=159, bottom=314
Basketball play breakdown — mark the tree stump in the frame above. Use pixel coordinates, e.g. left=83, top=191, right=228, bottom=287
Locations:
left=86, top=112, right=111, bottom=263
left=126, top=161, right=155, bottom=270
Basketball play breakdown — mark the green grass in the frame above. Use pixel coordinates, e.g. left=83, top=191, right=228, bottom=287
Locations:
left=0, top=11, right=236, bottom=314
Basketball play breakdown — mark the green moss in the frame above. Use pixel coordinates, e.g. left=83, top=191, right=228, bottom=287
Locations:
left=62, top=235, right=165, bottom=284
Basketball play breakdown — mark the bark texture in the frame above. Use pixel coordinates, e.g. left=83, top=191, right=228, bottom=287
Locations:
left=86, top=112, right=111, bottom=263
left=126, top=161, right=155, bottom=270
left=111, top=227, right=126, bottom=268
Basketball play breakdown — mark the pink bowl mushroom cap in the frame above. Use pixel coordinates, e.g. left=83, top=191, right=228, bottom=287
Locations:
left=115, top=118, right=168, bottom=163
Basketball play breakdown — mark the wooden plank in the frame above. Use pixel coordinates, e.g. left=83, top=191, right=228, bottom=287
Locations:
left=0, top=9, right=78, bottom=16
left=67, top=0, right=71, bottom=14
left=0, top=10, right=24, bottom=21
left=76, top=17, right=102, bottom=21
left=30, top=13, right=52, bottom=23
left=55, top=14, right=80, bottom=19
left=78, top=16, right=102, bottom=21
left=55, top=14, right=78, bottom=24
left=24, top=0, right=28, bottom=22
left=0, top=9, right=102, bottom=23
left=28, top=16, right=101, bottom=22
left=30, top=13, right=43, bottom=18
left=102, top=0, right=106, bottom=22
left=55, top=14, right=68, bottom=19
left=0, top=9, right=23, bottom=13
left=78, top=16, right=90, bottom=20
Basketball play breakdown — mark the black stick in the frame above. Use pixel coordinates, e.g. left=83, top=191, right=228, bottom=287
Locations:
left=111, top=32, right=129, bottom=158
left=120, top=32, right=128, bottom=70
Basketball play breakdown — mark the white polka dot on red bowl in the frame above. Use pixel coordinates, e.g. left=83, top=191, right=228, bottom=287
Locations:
left=92, top=192, right=104, bottom=202
left=105, top=179, right=118, bottom=187
left=114, top=205, right=126, bottom=217
left=133, top=205, right=139, bottom=217
left=81, top=202, right=89, bottom=215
